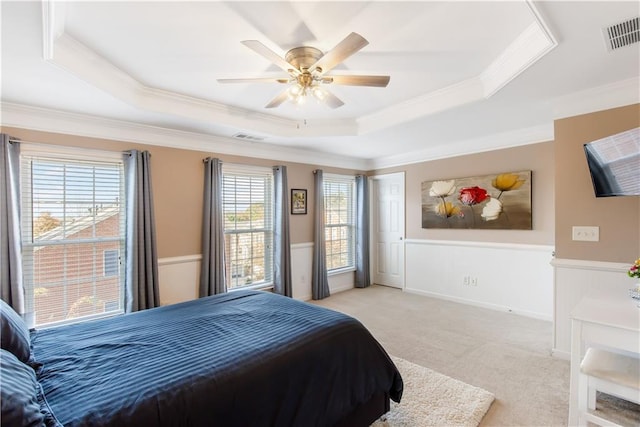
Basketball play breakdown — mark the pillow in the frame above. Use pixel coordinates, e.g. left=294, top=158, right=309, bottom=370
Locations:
left=0, top=349, right=45, bottom=427
left=0, top=299, right=31, bottom=363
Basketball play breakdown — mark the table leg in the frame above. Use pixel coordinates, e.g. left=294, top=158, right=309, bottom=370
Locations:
left=568, top=318, right=583, bottom=426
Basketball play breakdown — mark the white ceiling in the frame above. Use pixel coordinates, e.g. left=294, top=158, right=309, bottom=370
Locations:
left=1, top=1, right=639, bottom=170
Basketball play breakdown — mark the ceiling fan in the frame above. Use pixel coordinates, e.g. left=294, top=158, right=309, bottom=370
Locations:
left=217, top=32, right=390, bottom=109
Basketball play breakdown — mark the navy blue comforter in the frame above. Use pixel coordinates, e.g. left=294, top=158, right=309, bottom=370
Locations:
left=31, top=290, right=402, bottom=427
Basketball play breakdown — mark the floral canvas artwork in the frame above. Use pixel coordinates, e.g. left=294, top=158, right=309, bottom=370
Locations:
left=421, top=171, right=532, bottom=229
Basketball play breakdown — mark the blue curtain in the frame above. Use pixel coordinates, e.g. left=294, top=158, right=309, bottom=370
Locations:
left=355, top=175, right=371, bottom=288
left=124, top=150, right=160, bottom=312
left=273, top=166, right=292, bottom=297
left=200, top=158, right=226, bottom=296
left=312, top=170, right=330, bottom=300
left=0, top=135, right=24, bottom=314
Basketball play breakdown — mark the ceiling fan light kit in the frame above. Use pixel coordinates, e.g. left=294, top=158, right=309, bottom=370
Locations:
left=218, top=32, right=390, bottom=109
left=287, top=82, right=327, bottom=105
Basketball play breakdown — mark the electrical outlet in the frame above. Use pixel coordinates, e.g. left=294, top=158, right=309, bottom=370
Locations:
left=470, top=277, right=478, bottom=286
left=572, top=226, right=599, bottom=242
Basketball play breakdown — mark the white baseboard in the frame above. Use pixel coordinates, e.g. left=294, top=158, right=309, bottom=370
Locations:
left=404, top=287, right=553, bottom=321
left=299, top=283, right=356, bottom=302
left=551, top=349, right=570, bottom=361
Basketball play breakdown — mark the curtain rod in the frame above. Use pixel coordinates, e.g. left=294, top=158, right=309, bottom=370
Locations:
left=8, top=138, right=134, bottom=153
left=203, top=157, right=223, bottom=163
left=205, top=159, right=285, bottom=172
left=9, top=139, right=136, bottom=160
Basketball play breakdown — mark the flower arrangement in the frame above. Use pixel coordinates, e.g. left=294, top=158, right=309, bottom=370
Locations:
left=628, top=258, right=640, bottom=279
left=629, top=259, right=640, bottom=306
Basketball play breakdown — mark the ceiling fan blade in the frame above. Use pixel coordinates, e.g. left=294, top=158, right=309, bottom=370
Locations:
left=265, top=89, right=290, bottom=108
left=241, top=40, right=297, bottom=73
left=327, top=75, right=390, bottom=87
left=310, top=32, right=369, bottom=74
left=323, top=90, right=345, bottom=109
left=217, top=77, right=289, bottom=84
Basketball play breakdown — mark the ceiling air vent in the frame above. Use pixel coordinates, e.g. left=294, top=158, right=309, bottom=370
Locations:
left=232, top=133, right=265, bottom=142
left=602, top=16, right=639, bottom=52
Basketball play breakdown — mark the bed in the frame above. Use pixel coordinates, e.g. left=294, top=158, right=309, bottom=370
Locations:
left=1, top=290, right=403, bottom=427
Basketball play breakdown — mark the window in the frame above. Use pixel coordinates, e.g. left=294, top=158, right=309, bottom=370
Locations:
left=103, top=249, right=119, bottom=277
left=222, top=164, right=274, bottom=289
left=20, top=146, right=125, bottom=327
left=324, top=174, right=356, bottom=271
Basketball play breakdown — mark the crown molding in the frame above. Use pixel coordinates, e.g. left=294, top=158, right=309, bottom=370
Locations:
left=358, top=77, right=485, bottom=134
left=0, top=102, right=368, bottom=170
left=50, top=33, right=312, bottom=136
left=5, top=86, right=635, bottom=172
left=359, top=0, right=557, bottom=134
left=0, top=101, right=552, bottom=172
left=551, top=76, right=640, bottom=120
left=23, top=1, right=634, bottom=172
left=363, top=78, right=639, bottom=170
left=40, top=0, right=557, bottom=140
left=50, top=32, right=363, bottom=138
left=480, top=19, right=557, bottom=97
left=41, top=1, right=359, bottom=139
left=480, top=0, right=557, bottom=97
left=366, top=123, right=554, bottom=170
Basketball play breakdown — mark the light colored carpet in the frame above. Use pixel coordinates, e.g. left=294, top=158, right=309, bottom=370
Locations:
left=372, top=356, right=495, bottom=427
left=313, top=285, right=569, bottom=426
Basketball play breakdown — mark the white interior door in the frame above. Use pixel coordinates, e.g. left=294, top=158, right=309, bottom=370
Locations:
left=371, top=173, right=405, bottom=289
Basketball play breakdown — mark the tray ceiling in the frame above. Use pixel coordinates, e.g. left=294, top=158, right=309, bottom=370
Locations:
left=1, top=1, right=638, bottom=169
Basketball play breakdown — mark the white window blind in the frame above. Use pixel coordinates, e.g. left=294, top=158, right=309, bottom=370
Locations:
left=20, top=152, right=125, bottom=327
left=222, top=164, right=274, bottom=289
left=324, top=174, right=356, bottom=271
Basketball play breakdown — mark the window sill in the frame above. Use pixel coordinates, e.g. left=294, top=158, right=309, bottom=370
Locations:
left=35, top=310, right=124, bottom=330
left=228, top=282, right=274, bottom=292
left=328, top=267, right=355, bottom=277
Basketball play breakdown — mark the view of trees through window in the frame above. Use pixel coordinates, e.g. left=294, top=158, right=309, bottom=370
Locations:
left=222, top=169, right=273, bottom=289
left=324, top=176, right=355, bottom=271
left=33, top=212, right=61, bottom=236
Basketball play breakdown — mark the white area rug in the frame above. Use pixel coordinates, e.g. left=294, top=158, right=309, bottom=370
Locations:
left=372, top=356, right=495, bottom=427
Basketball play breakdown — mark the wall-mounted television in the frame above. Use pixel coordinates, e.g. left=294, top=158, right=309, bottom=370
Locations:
left=583, top=126, right=640, bottom=197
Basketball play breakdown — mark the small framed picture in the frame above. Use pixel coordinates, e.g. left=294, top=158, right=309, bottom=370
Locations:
left=291, top=189, right=307, bottom=215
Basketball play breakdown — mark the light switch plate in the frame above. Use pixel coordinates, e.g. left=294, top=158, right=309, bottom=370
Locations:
left=572, top=226, right=599, bottom=242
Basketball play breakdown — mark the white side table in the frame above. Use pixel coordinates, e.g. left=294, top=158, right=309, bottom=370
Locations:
left=568, top=291, right=640, bottom=426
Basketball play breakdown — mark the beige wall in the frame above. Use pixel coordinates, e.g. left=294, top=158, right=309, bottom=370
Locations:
left=6, top=103, right=638, bottom=262
left=554, top=104, right=640, bottom=262
left=1, top=127, right=362, bottom=258
left=371, top=142, right=556, bottom=245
